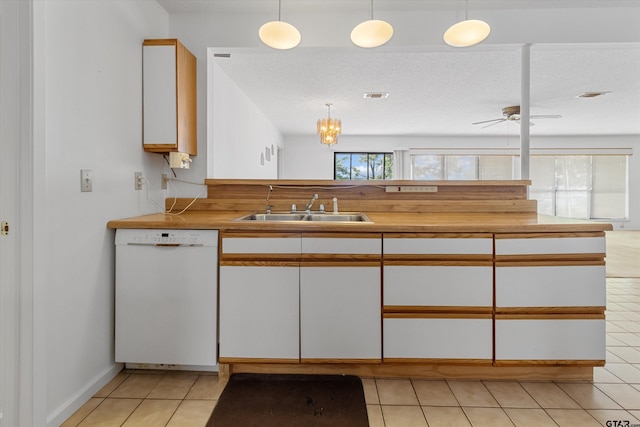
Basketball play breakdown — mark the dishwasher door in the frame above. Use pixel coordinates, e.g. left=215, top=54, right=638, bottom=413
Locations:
left=115, top=229, right=218, bottom=367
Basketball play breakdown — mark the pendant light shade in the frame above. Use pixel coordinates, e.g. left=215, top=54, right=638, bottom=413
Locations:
left=443, top=19, right=490, bottom=47
left=444, top=0, right=490, bottom=47
left=259, top=0, right=301, bottom=50
left=351, top=0, right=393, bottom=48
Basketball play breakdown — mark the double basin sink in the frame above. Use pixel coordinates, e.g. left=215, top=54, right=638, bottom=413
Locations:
left=235, top=212, right=372, bottom=223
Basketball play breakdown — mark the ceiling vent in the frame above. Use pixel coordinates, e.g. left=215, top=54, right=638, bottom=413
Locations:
left=363, top=92, right=389, bottom=99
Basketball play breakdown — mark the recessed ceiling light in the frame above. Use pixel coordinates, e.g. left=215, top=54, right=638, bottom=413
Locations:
left=576, top=91, right=610, bottom=98
left=363, top=92, right=389, bottom=99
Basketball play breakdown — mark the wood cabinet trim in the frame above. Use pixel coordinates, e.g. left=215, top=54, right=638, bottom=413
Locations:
left=495, top=313, right=605, bottom=320
left=383, top=312, right=493, bottom=319
left=384, top=306, right=492, bottom=314
left=383, top=258, right=493, bottom=265
left=495, top=307, right=605, bottom=315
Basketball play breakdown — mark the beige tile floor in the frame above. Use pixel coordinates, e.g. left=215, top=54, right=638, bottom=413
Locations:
left=63, top=232, right=640, bottom=427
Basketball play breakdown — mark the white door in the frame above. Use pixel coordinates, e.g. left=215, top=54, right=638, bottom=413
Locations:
left=0, top=0, right=33, bottom=425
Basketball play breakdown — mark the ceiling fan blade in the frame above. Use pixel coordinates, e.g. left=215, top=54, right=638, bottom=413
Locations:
left=481, top=119, right=507, bottom=129
left=530, top=114, right=562, bottom=119
left=472, top=118, right=503, bottom=125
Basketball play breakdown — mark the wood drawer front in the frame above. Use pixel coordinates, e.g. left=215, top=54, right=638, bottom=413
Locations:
left=495, top=265, right=605, bottom=308
left=222, top=237, right=300, bottom=254
left=384, top=265, right=493, bottom=307
left=495, top=318, right=605, bottom=361
left=495, top=236, right=605, bottom=256
left=383, top=237, right=493, bottom=256
left=384, top=318, right=493, bottom=360
left=301, top=237, right=381, bottom=255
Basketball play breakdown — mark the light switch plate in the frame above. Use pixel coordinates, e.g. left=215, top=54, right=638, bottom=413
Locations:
left=81, top=169, right=92, bottom=192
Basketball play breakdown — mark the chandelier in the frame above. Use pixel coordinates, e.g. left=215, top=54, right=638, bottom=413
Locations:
left=316, top=103, right=342, bottom=145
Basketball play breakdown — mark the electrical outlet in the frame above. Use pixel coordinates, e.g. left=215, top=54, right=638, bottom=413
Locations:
left=161, top=173, right=169, bottom=190
left=385, top=185, right=438, bottom=193
left=81, top=169, right=92, bottom=192
left=134, top=172, right=143, bottom=190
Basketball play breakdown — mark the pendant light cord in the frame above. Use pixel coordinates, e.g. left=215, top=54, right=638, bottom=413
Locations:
left=465, top=0, right=469, bottom=21
left=278, top=0, right=281, bottom=21
left=370, top=0, right=374, bottom=20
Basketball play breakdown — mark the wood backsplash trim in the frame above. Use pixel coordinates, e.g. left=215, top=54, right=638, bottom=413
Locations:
left=166, top=179, right=535, bottom=214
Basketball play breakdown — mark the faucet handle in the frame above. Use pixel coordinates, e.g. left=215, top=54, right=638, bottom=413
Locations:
left=291, top=203, right=297, bottom=212
left=319, top=204, right=325, bottom=213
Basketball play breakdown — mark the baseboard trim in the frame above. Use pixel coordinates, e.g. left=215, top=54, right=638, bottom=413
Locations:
left=46, top=363, right=123, bottom=426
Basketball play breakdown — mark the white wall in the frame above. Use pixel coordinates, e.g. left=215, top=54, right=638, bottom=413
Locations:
left=209, top=58, right=281, bottom=179
left=32, top=1, right=170, bottom=425
left=282, top=134, right=640, bottom=230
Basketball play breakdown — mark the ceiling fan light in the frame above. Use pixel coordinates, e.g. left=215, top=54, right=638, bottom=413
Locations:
left=443, top=19, right=490, bottom=47
left=351, top=19, right=393, bottom=48
left=259, top=20, right=301, bottom=50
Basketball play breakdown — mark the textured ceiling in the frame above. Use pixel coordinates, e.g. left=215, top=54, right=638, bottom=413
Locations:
left=163, top=0, right=640, bottom=137
left=212, top=44, right=640, bottom=136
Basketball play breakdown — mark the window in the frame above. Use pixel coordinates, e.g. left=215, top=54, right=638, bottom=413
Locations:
left=530, top=155, right=628, bottom=220
left=411, top=154, right=514, bottom=181
left=334, top=152, right=393, bottom=180
left=409, top=152, right=629, bottom=221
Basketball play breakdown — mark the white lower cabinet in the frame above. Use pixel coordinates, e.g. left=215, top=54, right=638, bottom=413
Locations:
left=495, top=318, right=606, bottom=362
left=384, top=317, right=493, bottom=361
left=219, top=265, right=299, bottom=361
left=300, top=265, right=381, bottom=361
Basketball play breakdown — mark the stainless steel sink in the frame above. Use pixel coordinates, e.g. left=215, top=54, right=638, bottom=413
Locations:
left=235, top=213, right=307, bottom=221
left=234, top=212, right=371, bottom=223
left=304, top=213, right=371, bottom=222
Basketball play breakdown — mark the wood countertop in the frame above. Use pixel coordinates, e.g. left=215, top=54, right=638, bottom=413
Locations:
left=107, top=211, right=612, bottom=233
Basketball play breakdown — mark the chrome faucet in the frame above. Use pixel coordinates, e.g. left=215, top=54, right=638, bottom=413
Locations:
left=305, top=193, right=318, bottom=213
left=265, top=185, right=273, bottom=214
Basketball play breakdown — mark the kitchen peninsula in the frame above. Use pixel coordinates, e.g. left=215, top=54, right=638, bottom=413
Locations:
left=108, top=179, right=612, bottom=381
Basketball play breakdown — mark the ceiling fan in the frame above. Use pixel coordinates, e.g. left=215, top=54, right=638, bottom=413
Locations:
left=472, top=105, right=561, bottom=129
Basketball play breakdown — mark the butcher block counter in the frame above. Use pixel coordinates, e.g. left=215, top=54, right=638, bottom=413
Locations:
left=108, top=179, right=612, bottom=381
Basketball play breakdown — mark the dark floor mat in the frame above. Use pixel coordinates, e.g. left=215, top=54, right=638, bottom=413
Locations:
left=206, top=373, right=369, bottom=427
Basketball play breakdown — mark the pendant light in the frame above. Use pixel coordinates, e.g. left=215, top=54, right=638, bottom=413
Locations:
left=316, top=103, right=342, bottom=145
left=259, top=0, right=301, bottom=50
left=351, top=0, right=393, bottom=48
left=443, top=0, right=490, bottom=47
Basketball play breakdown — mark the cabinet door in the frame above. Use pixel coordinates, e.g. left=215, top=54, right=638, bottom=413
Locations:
left=300, top=265, right=381, bottom=361
left=219, top=265, right=299, bottom=362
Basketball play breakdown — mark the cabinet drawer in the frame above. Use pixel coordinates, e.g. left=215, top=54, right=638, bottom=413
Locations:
left=495, top=318, right=605, bottom=362
left=222, top=237, right=300, bottom=254
left=384, top=265, right=493, bottom=307
left=495, top=235, right=605, bottom=256
left=384, top=317, right=492, bottom=361
left=384, top=235, right=493, bottom=256
left=495, top=265, right=605, bottom=308
left=301, top=237, right=381, bottom=255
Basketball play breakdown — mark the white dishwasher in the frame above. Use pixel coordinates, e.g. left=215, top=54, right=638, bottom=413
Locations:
left=115, top=229, right=218, bottom=368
